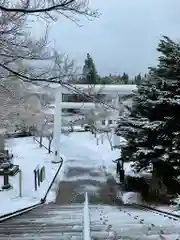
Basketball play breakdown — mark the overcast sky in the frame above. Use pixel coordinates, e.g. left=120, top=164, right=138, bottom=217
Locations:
left=47, top=0, right=180, bottom=77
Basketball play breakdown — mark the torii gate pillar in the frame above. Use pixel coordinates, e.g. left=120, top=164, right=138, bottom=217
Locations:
left=52, top=87, right=62, bottom=163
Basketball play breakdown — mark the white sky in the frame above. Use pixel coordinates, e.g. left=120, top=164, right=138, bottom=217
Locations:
left=34, top=0, right=180, bottom=77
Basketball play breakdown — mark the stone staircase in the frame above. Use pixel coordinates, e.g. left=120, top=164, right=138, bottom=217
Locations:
left=0, top=203, right=124, bottom=240
left=0, top=203, right=84, bottom=239
left=0, top=202, right=179, bottom=239
left=89, top=204, right=180, bottom=240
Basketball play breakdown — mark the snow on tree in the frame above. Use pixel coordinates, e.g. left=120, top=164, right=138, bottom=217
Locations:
left=149, top=36, right=180, bottom=170
left=118, top=36, right=180, bottom=176
left=0, top=75, right=49, bottom=134
left=0, top=1, right=99, bottom=135
left=118, top=73, right=172, bottom=172
left=19, top=94, right=44, bottom=131
left=36, top=114, right=54, bottom=150
left=0, top=1, right=98, bottom=83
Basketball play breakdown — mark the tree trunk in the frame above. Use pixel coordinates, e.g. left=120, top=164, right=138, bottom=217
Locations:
left=106, top=133, right=113, bottom=150
left=39, top=134, right=43, bottom=147
left=149, top=168, right=167, bottom=202
left=94, top=130, right=96, bottom=137
left=48, top=139, right=53, bottom=154
left=70, top=125, right=73, bottom=132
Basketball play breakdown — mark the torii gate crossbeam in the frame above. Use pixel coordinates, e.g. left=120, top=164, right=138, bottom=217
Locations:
left=52, top=84, right=136, bottom=163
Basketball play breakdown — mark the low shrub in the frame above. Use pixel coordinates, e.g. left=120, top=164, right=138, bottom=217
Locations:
left=5, top=130, right=32, bottom=138
left=124, top=175, right=174, bottom=204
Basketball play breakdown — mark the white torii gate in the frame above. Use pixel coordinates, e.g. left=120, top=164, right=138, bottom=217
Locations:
left=53, top=84, right=136, bottom=163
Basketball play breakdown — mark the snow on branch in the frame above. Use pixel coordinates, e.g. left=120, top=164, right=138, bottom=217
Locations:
left=0, top=0, right=99, bottom=25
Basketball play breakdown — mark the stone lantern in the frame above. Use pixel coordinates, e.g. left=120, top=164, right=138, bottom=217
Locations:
left=0, top=135, right=19, bottom=190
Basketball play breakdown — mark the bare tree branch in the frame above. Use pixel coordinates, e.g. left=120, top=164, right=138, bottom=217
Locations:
left=0, top=0, right=100, bottom=135
left=0, top=0, right=99, bottom=23
left=0, top=77, right=44, bottom=131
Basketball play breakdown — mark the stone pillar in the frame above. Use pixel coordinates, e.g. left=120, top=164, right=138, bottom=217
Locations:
left=1, top=162, right=12, bottom=190
left=112, top=128, right=120, bottom=147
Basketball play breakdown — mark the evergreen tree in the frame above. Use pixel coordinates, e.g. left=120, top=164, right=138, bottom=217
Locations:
left=99, top=76, right=112, bottom=84
left=134, top=73, right=142, bottom=85
left=119, top=75, right=164, bottom=171
left=119, top=36, right=180, bottom=175
left=121, top=72, right=129, bottom=84
left=82, top=53, right=99, bottom=84
left=150, top=36, right=180, bottom=170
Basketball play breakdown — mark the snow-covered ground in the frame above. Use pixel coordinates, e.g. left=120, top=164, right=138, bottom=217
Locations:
left=41, top=131, right=126, bottom=178
left=0, top=137, right=64, bottom=216
left=41, top=132, right=121, bottom=185
left=0, top=131, right=179, bottom=240
left=0, top=132, right=122, bottom=216
left=40, top=132, right=147, bottom=203
left=1, top=131, right=178, bottom=218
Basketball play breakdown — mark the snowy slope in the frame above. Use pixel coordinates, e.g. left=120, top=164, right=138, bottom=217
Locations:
left=0, top=137, right=64, bottom=216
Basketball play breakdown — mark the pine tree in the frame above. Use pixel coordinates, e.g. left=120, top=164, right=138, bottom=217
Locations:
left=82, top=53, right=99, bottom=84
left=121, top=72, right=129, bottom=84
left=119, top=36, right=180, bottom=175
left=150, top=36, right=180, bottom=170
left=119, top=75, right=165, bottom=172
left=134, top=73, right=142, bottom=85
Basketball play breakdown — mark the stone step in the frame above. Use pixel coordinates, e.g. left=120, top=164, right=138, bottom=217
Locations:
left=0, top=234, right=83, bottom=240
left=0, top=203, right=179, bottom=239
left=0, top=203, right=84, bottom=239
left=0, top=226, right=83, bottom=233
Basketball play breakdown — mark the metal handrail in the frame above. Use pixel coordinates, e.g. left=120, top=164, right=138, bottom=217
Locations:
left=34, top=137, right=53, bottom=153
left=0, top=202, right=43, bottom=223
left=83, top=192, right=91, bottom=240
left=131, top=203, right=180, bottom=220
left=0, top=139, right=63, bottom=222
left=0, top=159, right=63, bottom=222
left=41, top=157, right=63, bottom=202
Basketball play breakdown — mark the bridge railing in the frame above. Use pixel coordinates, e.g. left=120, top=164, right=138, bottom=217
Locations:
left=83, top=192, right=91, bottom=240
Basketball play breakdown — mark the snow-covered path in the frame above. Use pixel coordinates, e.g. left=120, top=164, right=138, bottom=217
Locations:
left=54, top=132, right=180, bottom=238
left=55, top=132, right=116, bottom=204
